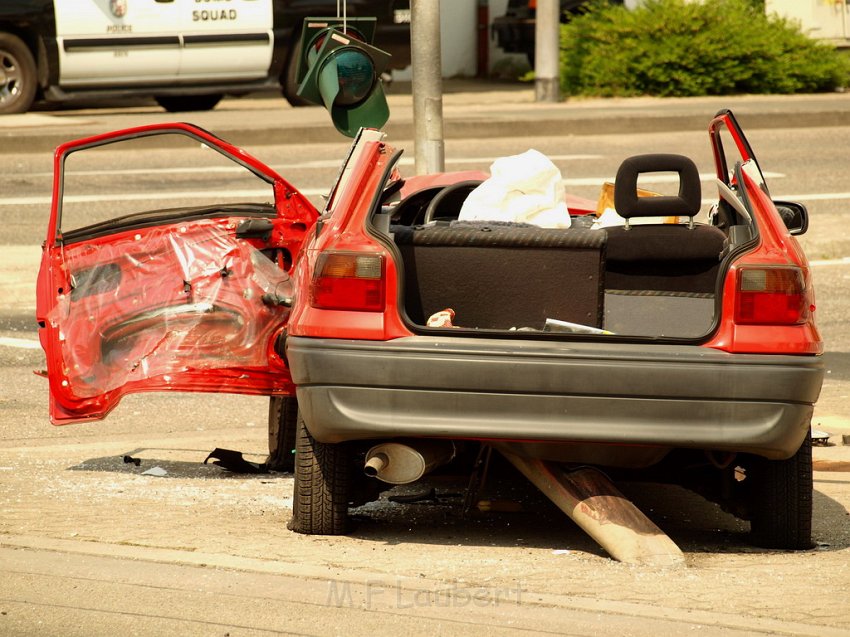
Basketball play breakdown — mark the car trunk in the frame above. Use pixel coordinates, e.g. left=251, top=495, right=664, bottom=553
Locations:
left=387, top=218, right=728, bottom=339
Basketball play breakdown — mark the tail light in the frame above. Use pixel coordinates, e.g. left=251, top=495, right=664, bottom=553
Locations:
left=311, top=252, right=385, bottom=312
left=734, top=266, right=812, bottom=325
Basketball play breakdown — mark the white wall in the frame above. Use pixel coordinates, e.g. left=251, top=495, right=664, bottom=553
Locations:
left=766, top=0, right=849, bottom=42
left=441, top=0, right=478, bottom=76
left=393, top=0, right=478, bottom=80
left=396, top=0, right=648, bottom=81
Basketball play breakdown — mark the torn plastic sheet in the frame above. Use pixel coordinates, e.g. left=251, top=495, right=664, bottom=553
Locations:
left=48, top=219, right=291, bottom=399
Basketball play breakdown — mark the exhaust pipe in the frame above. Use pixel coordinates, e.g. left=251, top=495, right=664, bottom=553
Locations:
left=364, top=440, right=456, bottom=484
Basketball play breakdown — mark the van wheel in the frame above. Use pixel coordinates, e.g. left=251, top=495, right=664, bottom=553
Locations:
left=748, top=434, right=813, bottom=550
left=155, top=94, right=222, bottom=112
left=266, top=396, right=297, bottom=473
left=288, top=412, right=351, bottom=535
left=0, top=33, right=37, bottom=114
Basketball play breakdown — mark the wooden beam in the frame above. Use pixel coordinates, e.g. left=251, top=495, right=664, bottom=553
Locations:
left=501, top=451, right=685, bottom=567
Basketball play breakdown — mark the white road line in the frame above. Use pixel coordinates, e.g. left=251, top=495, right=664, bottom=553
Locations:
left=809, top=257, right=850, bottom=267
left=564, top=172, right=783, bottom=187
left=11, top=154, right=604, bottom=179
left=769, top=192, right=850, bottom=202
left=0, top=173, right=788, bottom=207
left=0, top=188, right=329, bottom=206
left=0, top=337, right=41, bottom=350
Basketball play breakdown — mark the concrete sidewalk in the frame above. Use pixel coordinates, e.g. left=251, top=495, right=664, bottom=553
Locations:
left=3, top=79, right=850, bottom=152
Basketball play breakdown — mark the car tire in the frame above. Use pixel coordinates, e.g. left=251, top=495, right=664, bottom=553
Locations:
left=748, top=434, right=813, bottom=550
left=266, top=396, right=297, bottom=473
left=0, top=33, right=38, bottom=115
left=155, top=94, right=223, bottom=112
left=288, top=411, right=351, bottom=535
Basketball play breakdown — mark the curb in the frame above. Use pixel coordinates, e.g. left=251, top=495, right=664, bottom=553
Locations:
left=813, top=459, right=850, bottom=472
left=5, top=108, right=850, bottom=153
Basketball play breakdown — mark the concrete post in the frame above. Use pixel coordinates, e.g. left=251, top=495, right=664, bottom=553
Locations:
left=411, top=0, right=445, bottom=175
left=535, top=0, right=561, bottom=103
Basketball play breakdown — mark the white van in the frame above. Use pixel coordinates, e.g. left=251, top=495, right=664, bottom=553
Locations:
left=0, top=0, right=410, bottom=114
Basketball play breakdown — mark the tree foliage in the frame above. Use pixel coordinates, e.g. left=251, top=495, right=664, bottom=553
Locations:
left=561, top=0, right=850, bottom=97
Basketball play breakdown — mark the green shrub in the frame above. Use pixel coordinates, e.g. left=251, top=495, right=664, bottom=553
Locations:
left=560, top=0, right=850, bottom=97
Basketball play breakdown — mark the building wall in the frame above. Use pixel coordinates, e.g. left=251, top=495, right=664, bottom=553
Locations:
left=395, top=0, right=647, bottom=81
left=393, top=0, right=478, bottom=80
left=766, top=0, right=850, bottom=44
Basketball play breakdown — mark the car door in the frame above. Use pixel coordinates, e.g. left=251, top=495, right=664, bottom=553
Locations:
left=55, top=0, right=182, bottom=86
left=36, top=122, right=318, bottom=424
left=709, top=109, right=770, bottom=196
left=177, top=0, right=274, bottom=81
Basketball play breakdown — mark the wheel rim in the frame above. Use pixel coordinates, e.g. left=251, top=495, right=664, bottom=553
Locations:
left=0, top=50, right=24, bottom=107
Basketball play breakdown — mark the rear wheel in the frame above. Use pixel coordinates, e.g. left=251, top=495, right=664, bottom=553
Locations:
left=288, top=412, right=351, bottom=535
left=748, top=434, right=813, bottom=550
left=0, top=33, right=37, bottom=114
left=155, top=94, right=222, bottom=112
left=266, top=396, right=297, bottom=472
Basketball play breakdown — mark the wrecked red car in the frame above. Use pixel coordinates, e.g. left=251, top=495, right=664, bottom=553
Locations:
left=37, top=112, right=823, bottom=550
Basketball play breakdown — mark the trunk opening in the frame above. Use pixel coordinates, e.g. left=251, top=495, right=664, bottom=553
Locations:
left=380, top=217, right=731, bottom=340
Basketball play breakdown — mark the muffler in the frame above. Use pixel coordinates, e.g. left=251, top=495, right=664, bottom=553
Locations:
left=364, top=440, right=456, bottom=484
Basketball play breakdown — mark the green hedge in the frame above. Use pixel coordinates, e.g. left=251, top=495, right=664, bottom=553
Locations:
left=560, top=0, right=850, bottom=97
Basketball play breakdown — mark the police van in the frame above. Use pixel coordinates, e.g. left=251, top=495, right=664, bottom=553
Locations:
left=0, top=0, right=410, bottom=114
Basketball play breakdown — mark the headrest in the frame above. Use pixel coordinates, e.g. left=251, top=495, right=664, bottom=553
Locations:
left=614, top=154, right=701, bottom=219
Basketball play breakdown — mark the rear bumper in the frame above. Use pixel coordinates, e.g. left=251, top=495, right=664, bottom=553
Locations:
left=287, top=336, right=823, bottom=460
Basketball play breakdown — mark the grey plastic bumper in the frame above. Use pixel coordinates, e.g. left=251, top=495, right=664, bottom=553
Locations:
left=286, top=336, right=823, bottom=459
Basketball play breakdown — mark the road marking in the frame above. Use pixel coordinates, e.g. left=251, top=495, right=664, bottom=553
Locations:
left=0, top=337, right=41, bottom=350
left=0, top=172, right=787, bottom=207
left=0, top=113, right=93, bottom=128
left=10, top=154, right=604, bottom=179
left=810, top=256, right=850, bottom=267
left=769, top=192, right=850, bottom=202
left=564, top=172, right=784, bottom=187
left=0, top=188, right=328, bottom=206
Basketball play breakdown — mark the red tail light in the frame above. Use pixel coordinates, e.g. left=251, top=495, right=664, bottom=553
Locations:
left=311, top=252, right=385, bottom=312
left=734, top=267, right=811, bottom=325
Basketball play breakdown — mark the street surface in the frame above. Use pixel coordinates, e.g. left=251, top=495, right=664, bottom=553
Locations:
left=1, top=87, right=850, bottom=636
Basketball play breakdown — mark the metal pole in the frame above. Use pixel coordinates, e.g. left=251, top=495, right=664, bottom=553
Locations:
left=535, top=0, right=561, bottom=103
left=411, top=0, right=445, bottom=175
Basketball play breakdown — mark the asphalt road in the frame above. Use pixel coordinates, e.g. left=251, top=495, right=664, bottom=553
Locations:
left=2, top=97, right=850, bottom=636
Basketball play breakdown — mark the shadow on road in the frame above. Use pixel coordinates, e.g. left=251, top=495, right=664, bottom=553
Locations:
left=67, top=447, right=288, bottom=481
left=66, top=449, right=848, bottom=556
left=348, top=474, right=849, bottom=556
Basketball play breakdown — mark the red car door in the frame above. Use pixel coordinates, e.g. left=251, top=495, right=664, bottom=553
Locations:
left=710, top=109, right=768, bottom=193
left=36, top=123, right=318, bottom=424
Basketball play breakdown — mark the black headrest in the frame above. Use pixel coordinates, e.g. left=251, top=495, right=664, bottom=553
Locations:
left=614, top=154, right=701, bottom=219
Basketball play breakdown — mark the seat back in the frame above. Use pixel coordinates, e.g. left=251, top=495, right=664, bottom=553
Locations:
left=394, top=222, right=606, bottom=330
left=614, top=153, right=702, bottom=228
left=606, top=153, right=726, bottom=293
left=604, top=154, right=727, bottom=336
